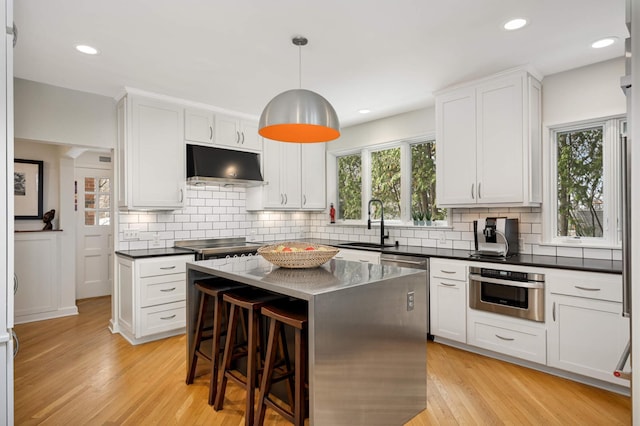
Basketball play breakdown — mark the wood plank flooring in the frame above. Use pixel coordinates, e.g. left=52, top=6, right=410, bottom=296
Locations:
left=14, top=296, right=630, bottom=425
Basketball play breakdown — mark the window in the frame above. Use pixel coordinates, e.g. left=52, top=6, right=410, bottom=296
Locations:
left=335, top=137, right=446, bottom=224
left=548, top=117, right=623, bottom=246
left=84, top=177, right=111, bottom=226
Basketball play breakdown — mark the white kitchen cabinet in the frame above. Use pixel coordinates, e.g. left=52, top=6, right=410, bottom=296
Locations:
left=301, top=143, right=327, bottom=209
left=547, top=270, right=629, bottom=386
left=117, top=94, right=185, bottom=210
left=215, top=114, right=262, bottom=152
left=429, top=258, right=467, bottom=343
left=116, top=254, right=193, bottom=345
left=184, top=108, right=215, bottom=144
left=334, top=248, right=380, bottom=264
left=435, top=68, right=542, bottom=207
left=247, top=139, right=326, bottom=211
left=14, top=232, right=78, bottom=324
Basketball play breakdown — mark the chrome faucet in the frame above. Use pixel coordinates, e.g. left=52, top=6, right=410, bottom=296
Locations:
left=367, top=199, right=390, bottom=247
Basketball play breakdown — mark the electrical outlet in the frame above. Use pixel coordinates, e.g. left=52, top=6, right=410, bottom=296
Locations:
left=407, top=291, right=415, bottom=311
left=123, top=230, right=139, bottom=240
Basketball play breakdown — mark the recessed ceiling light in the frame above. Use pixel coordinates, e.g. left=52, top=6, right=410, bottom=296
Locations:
left=503, top=18, right=527, bottom=31
left=75, top=44, right=99, bottom=55
left=358, top=109, right=371, bottom=114
left=591, top=37, right=617, bottom=49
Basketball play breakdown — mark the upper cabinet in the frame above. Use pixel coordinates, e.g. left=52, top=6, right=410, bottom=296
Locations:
left=215, top=114, right=262, bottom=152
left=184, top=108, right=215, bottom=144
left=117, top=94, right=185, bottom=210
left=435, top=69, right=542, bottom=207
left=246, top=141, right=326, bottom=211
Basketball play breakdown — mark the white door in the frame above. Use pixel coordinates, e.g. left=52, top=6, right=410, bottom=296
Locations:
left=76, top=167, right=113, bottom=299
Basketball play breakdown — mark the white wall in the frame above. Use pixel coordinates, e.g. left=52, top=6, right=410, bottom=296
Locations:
left=14, top=78, right=117, bottom=149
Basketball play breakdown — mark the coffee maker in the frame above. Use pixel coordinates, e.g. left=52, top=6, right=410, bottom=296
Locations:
left=473, top=217, right=519, bottom=257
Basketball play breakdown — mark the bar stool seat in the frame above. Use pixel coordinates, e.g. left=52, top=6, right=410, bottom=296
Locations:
left=186, top=277, right=244, bottom=406
left=255, top=299, right=309, bottom=426
left=213, top=287, right=284, bottom=425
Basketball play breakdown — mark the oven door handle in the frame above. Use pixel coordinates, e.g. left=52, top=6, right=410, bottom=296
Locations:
left=469, top=273, right=544, bottom=289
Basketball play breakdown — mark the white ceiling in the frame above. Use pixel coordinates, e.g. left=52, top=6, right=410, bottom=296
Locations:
left=13, top=0, right=627, bottom=128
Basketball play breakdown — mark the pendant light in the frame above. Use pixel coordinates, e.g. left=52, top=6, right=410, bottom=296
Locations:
left=259, top=36, right=340, bottom=143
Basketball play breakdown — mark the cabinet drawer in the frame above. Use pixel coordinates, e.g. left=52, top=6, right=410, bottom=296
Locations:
left=138, top=301, right=186, bottom=337
left=430, top=259, right=466, bottom=281
left=547, top=270, right=621, bottom=302
left=138, top=255, right=192, bottom=278
left=467, top=314, right=546, bottom=364
left=139, top=274, right=186, bottom=307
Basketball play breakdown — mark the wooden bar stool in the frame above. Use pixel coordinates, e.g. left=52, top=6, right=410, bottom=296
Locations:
left=186, top=278, right=243, bottom=406
left=213, top=287, right=284, bottom=425
left=255, top=299, right=308, bottom=426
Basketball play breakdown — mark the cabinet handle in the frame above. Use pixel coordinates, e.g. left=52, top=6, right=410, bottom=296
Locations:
left=236, top=131, right=240, bottom=144
left=160, top=266, right=176, bottom=270
left=241, top=132, right=245, bottom=144
left=10, top=23, right=17, bottom=48
left=440, top=282, right=456, bottom=287
left=478, top=182, right=482, bottom=199
left=160, top=287, right=176, bottom=292
left=303, top=195, right=307, bottom=205
left=179, top=189, right=184, bottom=203
left=495, top=334, right=514, bottom=341
left=284, top=194, right=287, bottom=204
left=160, top=314, right=176, bottom=320
left=280, top=194, right=284, bottom=204
left=14, top=274, right=18, bottom=294
left=574, top=285, right=601, bottom=292
left=359, top=259, right=370, bottom=263
left=471, top=183, right=475, bottom=199
left=440, top=270, right=456, bottom=274
left=209, top=126, right=213, bottom=141
left=12, top=331, right=19, bottom=358
left=552, top=302, right=556, bottom=322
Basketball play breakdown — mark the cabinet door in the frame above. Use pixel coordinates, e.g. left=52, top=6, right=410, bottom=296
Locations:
left=476, top=75, right=524, bottom=203
left=239, top=120, right=262, bottom=151
left=262, top=139, right=285, bottom=208
left=301, top=143, right=326, bottom=209
left=184, top=108, right=214, bottom=143
left=117, top=256, right=134, bottom=335
left=281, top=143, right=301, bottom=207
left=14, top=235, right=58, bottom=318
left=436, top=87, right=477, bottom=205
left=547, top=294, right=629, bottom=385
left=130, top=97, right=185, bottom=209
left=429, top=276, right=466, bottom=343
left=215, top=114, right=240, bottom=148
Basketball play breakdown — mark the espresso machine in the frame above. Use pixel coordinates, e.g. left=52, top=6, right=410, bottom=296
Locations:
left=473, top=217, right=519, bottom=258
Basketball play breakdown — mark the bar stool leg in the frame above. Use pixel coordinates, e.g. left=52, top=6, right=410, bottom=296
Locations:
left=294, top=327, right=307, bottom=426
left=207, top=294, right=225, bottom=405
left=255, top=317, right=280, bottom=426
left=246, top=304, right=259, bottom=425
left=186, top=292, right=208, bottom=384
left=214, top=303, right=238, bottom=411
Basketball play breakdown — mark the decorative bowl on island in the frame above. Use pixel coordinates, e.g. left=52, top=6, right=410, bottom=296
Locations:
left=258, top=242, right=339, bottom=268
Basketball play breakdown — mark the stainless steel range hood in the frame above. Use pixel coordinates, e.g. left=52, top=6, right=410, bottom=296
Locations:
left=186, top=144, right=264, bottom=186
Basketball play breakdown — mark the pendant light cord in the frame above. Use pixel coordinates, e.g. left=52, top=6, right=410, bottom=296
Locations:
left=298, top=43, right=302, bottom=89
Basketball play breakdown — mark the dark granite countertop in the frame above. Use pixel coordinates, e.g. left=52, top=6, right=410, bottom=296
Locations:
left=115, top=247, right=195, bottom=259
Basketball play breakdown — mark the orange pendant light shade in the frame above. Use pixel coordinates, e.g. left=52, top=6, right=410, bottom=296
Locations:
left=258, top=88, right=340, bottom=143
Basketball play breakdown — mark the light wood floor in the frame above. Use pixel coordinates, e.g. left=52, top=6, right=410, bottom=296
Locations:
left=14, top=296, right=630, bottom=425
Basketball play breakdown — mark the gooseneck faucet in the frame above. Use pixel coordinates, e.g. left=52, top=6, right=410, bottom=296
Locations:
left=368, top=199, right=390, bottom=247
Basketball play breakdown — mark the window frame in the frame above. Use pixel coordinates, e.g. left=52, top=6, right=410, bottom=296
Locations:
left=332, top=134, right=445, bottom=226
left=543, top=116, right=623, bottom=248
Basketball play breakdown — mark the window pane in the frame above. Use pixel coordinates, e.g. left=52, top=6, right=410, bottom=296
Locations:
left=99, top=178, right=110, bottom=193
left=99, top=212, right=110, bottom=226
left=85, top=194, right=95, bottom=209
left=411, top=141, right=446, bottom=222
left=337, top=154, right=362, bottom=220
left=556, top=126, right=604, bottom=237
left=99, top=194, right=110, bottom=209
left=371, top=147, right=401, bottom=220
left=84, top=211, right=96, bottom=226
left=84, top=177, right=96, bottom=193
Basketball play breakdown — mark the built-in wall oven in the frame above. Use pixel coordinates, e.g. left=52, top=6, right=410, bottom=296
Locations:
left=469, top=266, right=545, bottom=322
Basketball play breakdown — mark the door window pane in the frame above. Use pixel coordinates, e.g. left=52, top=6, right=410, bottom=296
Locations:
left=83, top=177, right=111, bottom=227
left=85, top=211, right=96, bottom=226
left=85, top=194, right=95, bottom=209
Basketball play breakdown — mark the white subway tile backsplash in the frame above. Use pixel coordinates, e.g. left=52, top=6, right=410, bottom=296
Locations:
left=583, top=248, right=612, bottom=260
left=556, top=246, right=583, bottom=258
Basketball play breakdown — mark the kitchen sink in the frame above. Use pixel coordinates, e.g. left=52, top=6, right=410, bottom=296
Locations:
left=337, top=242, right=395, bottom=249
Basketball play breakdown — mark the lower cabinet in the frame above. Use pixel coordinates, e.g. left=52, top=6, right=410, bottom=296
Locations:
left=429, top=259, right=467, bottom=343
left=116, top=254, right=193, bottom=345
left=546, top=270, right=629, bottom=386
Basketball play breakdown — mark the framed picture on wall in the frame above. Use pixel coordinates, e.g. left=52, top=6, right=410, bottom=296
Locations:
left=14, top=159, right=44, bottom=219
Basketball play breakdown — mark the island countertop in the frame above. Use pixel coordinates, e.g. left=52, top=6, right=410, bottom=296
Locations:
left=186, top=255, right=425, bottom=300
left=185, top=256, right=428, bottom=426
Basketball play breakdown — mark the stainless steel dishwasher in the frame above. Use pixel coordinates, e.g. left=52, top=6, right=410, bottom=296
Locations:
left=380, top=254, right=431, bottom=339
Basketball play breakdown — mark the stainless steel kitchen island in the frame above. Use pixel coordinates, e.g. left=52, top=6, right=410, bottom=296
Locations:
left=186, top=256, right=427, bottom=426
